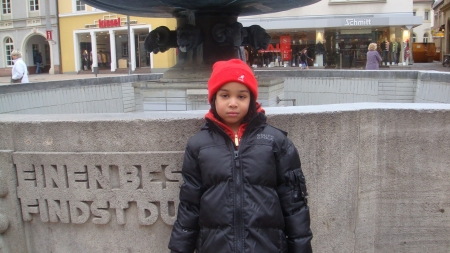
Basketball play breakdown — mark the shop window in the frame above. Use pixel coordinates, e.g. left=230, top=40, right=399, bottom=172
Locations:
left=424, top=11, right=429, bottom=21
left=2, top=0, right=11, bottom=14
left=4, top=37, right=13, bottom=66
left=423, top=33, right=429, bottom=43
left=76, top=0, right=85, bottom=11
left=122, top=42, right=128, bottom=57
left=29, top=0, right=39, bottom=11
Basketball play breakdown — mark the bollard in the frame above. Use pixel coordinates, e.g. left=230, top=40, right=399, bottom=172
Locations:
left=93, top=67, right=98, bottom=77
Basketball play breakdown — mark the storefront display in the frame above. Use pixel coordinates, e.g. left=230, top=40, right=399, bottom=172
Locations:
left=239, top=8, right=421, bottom=69
left=245, top=27, right=410, bottom=69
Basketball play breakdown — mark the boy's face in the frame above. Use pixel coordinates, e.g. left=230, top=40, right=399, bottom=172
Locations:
left=215, top=82, right=250, bottom=132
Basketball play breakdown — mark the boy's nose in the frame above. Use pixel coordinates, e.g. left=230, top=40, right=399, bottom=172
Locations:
left=228, top=98, right=238, bottom=107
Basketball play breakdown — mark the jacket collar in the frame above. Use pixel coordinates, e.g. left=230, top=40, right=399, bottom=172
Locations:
left=203, top=103, right=266, bottom=146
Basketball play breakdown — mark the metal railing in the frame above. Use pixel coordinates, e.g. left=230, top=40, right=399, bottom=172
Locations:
left=143, top=96, right=209, bottom=111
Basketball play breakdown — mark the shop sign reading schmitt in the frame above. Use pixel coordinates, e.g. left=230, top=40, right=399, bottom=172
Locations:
left=344, top=18, right=372, bottom=26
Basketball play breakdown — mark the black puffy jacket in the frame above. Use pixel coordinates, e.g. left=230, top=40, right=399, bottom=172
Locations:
left=168, top=112, right=312, bottom=253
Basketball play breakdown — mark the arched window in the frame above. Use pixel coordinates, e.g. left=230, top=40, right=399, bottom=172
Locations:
left=412, top=33, right=417, bottom=43
left=423, top=33, right=429, bottom=43
left=4, top=37, right=13, bottom=66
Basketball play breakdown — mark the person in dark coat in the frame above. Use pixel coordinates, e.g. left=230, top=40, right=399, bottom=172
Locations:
left=299, top=48, right=313, bottom=69
left=168, top=59, right=313, bottom=253
left=35, top=52, right=43, bottom=74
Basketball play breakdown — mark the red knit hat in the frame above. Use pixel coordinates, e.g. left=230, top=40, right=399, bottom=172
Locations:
left=207, top=59, right=258, bottom=103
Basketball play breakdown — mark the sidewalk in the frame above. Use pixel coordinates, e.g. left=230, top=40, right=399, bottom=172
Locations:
left=0, top=72, right=128, bottom=85
left=0, top=67, right=160, bottom=86
left=1, top=61, right=448, bottom=85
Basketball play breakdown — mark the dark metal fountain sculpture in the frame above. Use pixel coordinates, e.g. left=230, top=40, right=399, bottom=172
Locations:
left=78, top=1, right=320, bottom=18
left=81, top=0, right=320, bottom=78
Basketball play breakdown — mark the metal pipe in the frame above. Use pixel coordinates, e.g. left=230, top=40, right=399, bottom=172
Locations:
left=276, top=96, right=296, bottom=106
left=127, top=15, right=132, bottom=75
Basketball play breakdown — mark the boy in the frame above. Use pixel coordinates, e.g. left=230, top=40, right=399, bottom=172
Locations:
left=169, top=59, right=313, bottom=253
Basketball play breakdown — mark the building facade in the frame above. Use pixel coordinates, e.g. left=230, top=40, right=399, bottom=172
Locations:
left=413, top=0, right=434, bottom=43
left=239, top=0, right=422, bottom=68
left=57, top=0, right=177, bottom=74
left=0, top=0, right=60, bottom=77
left=432, top=0, right=449, bottom=61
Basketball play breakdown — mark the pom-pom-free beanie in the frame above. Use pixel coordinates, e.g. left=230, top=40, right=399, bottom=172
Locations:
left=207, top=59, right=258, bottom=103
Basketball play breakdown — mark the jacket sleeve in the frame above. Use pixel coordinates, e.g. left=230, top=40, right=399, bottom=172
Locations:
left=168, top=144, right=203, bottom=253
left=276, top=139, right=313, bottom=253
left=376, top=52, right=382, bottom=63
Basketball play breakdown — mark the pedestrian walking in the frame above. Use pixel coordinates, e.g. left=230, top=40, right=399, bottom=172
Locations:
left=299, top=48, right=313, bottom=70
left=35, top=52, right=43, bottom=74
left=366, top=43, right=382, bottom=70
left=11, top=50, right=29, bottom=83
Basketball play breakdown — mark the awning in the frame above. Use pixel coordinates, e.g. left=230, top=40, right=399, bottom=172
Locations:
left=240, top=13, right=423, bottom=31
left=433, top=32, right=444, bottom=38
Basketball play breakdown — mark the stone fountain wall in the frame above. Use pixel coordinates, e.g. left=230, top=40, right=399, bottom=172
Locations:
left=0, top=103, right=450, bottom=253
left=2, top=70, right=449, bottom=115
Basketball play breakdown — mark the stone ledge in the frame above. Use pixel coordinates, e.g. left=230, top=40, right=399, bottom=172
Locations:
left=0, top=74, right=163, bottom=95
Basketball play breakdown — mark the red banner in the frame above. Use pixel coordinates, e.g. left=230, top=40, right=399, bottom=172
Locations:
left=280, top=35, right=291, bottom=61
left=258, top=44, right=281, bottom=53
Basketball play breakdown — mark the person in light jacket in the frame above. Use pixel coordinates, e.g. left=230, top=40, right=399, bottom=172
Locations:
left=365, top=43, right=382, bottom=70
left=11, top=50, right=29, bottom=83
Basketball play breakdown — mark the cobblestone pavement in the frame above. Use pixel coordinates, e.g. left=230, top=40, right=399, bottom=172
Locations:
left=1, top=61, right=449, bottom=85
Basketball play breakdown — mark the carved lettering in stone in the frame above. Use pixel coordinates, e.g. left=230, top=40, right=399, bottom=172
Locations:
left=91, top=200, right=111, bottom=224
left=137, top=201, right=159, bottom=225
left=14, top=152, right=184, bottom=226
left=70, top=201, right=90, bottom=224
left=48, top=199, right=70, bottom=223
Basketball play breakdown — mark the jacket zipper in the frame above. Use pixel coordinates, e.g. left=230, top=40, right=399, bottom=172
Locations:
left=233, top=148, right=243, bottom=253
left=231, top=125, right=260, bottom=252
left=208, top=117, right=262, bottom=253
left=212, top=124, right=245, bottom=252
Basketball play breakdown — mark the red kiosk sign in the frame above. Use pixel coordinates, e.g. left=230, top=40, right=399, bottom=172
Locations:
left=99, top=18, right=121, bottom=28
